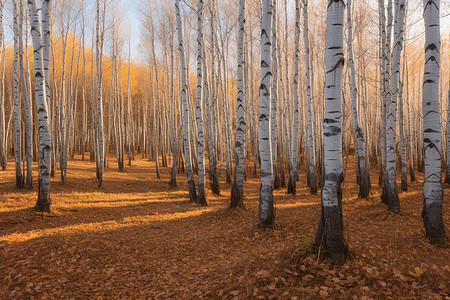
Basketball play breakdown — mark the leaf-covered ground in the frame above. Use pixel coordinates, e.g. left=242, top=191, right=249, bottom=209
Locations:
left=0, top=156, right=449, bottom=299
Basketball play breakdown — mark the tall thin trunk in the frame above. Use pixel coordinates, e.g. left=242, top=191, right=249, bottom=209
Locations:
left=303, top=0, right=317, bottom=195
left=259, top=0, right=274, bottom=228
left=384, top=0, right=405, bottom=211
left=315, top=0, right=348, bottom=265
left=95, top=0, right=105, bottom=187
left=28, top=0, right=51, bottom=212
left=18, top=1, right=32, bottom=189
left=421, top=0, right=447, bottom=246
left=271, top=0, right=279, bottom=190
left=347, top=0, right=369, bottom=198
left=12, top=0, right=22, bottom=188
left=195, top=0, right=207, bottom=206
left=206, top=4, right=220, bottom=195
left=168, top=27, right=178, bottom=187
left=175, top=0, right=197, bottom=202
left=287, top=0, right=300, bottom=195
left=230, top=0, right=246, bottom=209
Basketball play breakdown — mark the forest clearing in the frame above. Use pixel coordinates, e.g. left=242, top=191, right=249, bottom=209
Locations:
left=0, top=156, right=449, bottom=299
left=0, top=0, right=450, bottom=298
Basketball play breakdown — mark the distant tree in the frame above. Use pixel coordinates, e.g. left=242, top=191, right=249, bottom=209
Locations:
left=287, top=0, right=300, bottom=195
left=175, top=0, right=197, bottom=202
left=347, top=0, right=369, bottom=198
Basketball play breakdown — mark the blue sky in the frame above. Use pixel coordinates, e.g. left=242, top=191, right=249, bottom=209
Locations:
left=118, top=0, right=142, bottom=60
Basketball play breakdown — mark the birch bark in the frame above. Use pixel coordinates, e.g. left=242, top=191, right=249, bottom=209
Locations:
left=28, top=0, right=51, bottom=211
left=175, top=0, right=197, bottom=202
left=315, top=0, right=348, bottom=265
left=421, top=0, right=447, bottom=245
left=259, top=0, right=274, bottom=227
left=230, top=0, right=246, bottom=209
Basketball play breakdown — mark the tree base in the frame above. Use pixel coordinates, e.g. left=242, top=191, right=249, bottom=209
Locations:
left=423, top=201, right=447, bottom=247
left=287, top=174, right=296, bottom=195
left=188, top=179, right=197, bottom=203
left=210, top=171, right=220, bottom=195
left=259, top=185, right=274, bottom=228
left=197, top=186, right=207, bottom=206
left=274, top=173, right=280, bottom=190
left=315, top=204, right=348, bottom=265
left=358, top=171, right=370, bottom=199
left=230, top=178, right=243, bottom=209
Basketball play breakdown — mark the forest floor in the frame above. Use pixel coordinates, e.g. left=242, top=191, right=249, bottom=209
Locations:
left=0, top=154, right=449, bottom=299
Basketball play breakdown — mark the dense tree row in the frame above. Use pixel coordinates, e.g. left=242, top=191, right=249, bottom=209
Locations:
left=0, top=0, right=449, bottom=263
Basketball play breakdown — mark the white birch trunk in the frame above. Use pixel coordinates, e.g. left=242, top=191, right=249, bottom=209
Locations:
left=384, top=0, right=405, bottom=211
left=95, top=0, right=105, bottom=187
left=303, top=0, right=317, bottom=195
left=347, top=0, right=370, bottom=198
left=230, top=0, right=246, bottom=208
left=259, top=0, right=274, bottom=227
left=12, top=0, right=22, bottom=187
left=176, top=0, right=197, bottom=202
left=206, top=5, right=220, bottom=195
left=315, top=0, right=348, bottom=265
left=287, top=0, right=300, bottom=195
left=18, top=1, right=32, bottom=189
left=421, top=0, right=447, bottom=245
left=28, top=0, right=51, bottom=212
left=271, top=0, right=279, bottom=190
left=195, top=0, right=207, bottom=206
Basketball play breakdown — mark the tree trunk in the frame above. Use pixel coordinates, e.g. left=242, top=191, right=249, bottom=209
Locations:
left=12, top=0, right=22, bottom=188
left=303, top=0, right=317, bottom=195
left=28, top=0, right=51, bottom=212
left=195, top=0, right=207, bottom=206
left=421, top=0, right=447, bottom=246
left=258, top=0, right=274, bottom=228
left=315, top=0, right=348, bottom=265
left=287, top=0, right=300, bottom=195
left=347, top=0, right=369, bottom=198
left=230, top=0, right=246, bottom=209
left=175, top=0, right=197, bottom=202
left=384, top=0, right=405, bottom=211
left=271, top=0, right=279, bottom=190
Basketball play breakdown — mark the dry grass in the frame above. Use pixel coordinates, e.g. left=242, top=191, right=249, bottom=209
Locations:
left=0, top=154, right=449, bottom=299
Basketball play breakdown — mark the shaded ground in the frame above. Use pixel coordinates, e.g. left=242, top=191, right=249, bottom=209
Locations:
left=0, top=155, right=449, bottom=299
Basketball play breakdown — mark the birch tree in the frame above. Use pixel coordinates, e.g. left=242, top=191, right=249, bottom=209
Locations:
left=230, top=0, right=246, bottom=209
left=195, top=0, right=207, bottom=206
left=12, top=0, right=22, bottom=188
left=384, top=0, right=405, bottom=211
left=259, top=0, right=274, bottom=228
left=28, top=0, right=51, bottom=212
left=287, top=0, right=300, bottom=195
left=347, top=0, right=370, bottom=198
left=421, top=0, right=447, bottom=245
left=315, top=0, right=348, bottom=265
left=303, top=0, right=317, bottom=195
left=271, top=0, right=279, bottom=190
left=95, top=0, right=106, bottom=187
left=445, top=87, right=450, bottom=184
left=0, top=0, right=4, bottom=171
left=176, top=0, right=197, bottom=202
